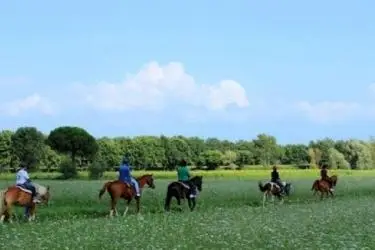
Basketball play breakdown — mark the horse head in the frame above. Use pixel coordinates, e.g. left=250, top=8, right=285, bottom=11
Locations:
left=190, top=176, right=203, bottom=191
left=283, top=182, right=292, bottom=196
left=34, top=184, right=51, bottom=205
left=138, top=174, right=155, bottom=189
left=330, top=175, right=338, bottom=187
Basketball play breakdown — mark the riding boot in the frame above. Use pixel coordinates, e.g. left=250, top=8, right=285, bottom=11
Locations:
left=31, top=187, right=40, bottom=203
left=189, top=184, right=197, bottom=198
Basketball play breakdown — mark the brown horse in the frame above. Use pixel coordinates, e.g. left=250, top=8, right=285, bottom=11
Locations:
left=98, top=174, right=155, bottom=217
left=258, top=181, right=292, bottom=207
left=311, top=175, right=338, bottom=199
left=0, top=183, right=50, bottom=223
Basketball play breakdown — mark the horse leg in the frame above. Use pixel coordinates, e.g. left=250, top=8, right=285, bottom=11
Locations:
left=6, top=204, right=13, bottom=223
left=135, top=196, right=140, bottom=214
left=109, top=197, right=117, bottom=217
left=329, top=190, right=334, bottom=198
left=28, top=203, right=36, bottom=222
left=262, top=193, right=267, bottom=208
left=189, top=197, right=196, bottom=211
left=122, top=199, right=132, bottom=216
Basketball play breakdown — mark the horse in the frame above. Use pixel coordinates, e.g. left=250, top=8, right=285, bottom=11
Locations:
left=311, top=175, right=338, bottom=199
left=258, top=181, right=292, bottom=207
left=98, top=174, right=155, bottom=217
left=164, top=176, right=203, bottom=212
left=0, top=183, right=50, bottom=223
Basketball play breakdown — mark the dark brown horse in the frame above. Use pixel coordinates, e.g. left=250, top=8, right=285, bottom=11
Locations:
left=0, top=183, right=50, bottom=223
left=258, top=181, right=292, bottom=207
left=164, top=176, right=203, bottom=212
left=311, top=175, right=338, bottom=199
left=98, top=174, right=155, bottom=217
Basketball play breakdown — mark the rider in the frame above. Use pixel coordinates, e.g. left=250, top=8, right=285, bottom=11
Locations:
left=118, top=157, right=140, bottom=198
left=177, top=159, right=197, bottom=198
left=16, top=163, right=40, bottom=203
left=320, top=164, right=333, bottom=191
left=271, top=165, right=284, bottom=194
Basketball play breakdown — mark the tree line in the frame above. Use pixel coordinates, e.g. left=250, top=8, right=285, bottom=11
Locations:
left=1, top=126, right=375, bottom=175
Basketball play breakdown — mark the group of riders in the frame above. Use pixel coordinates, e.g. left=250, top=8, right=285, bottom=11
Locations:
left=14, top=158, right=334, bottom=203
left=272, top=164, right=335, bottom=195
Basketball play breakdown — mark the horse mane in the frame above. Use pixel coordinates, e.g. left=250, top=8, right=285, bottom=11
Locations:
left=33, top=183, right=49, bottom=195
left=137, top=174, right=153, bottom=179
left=190, top=175, right=202, bottom=181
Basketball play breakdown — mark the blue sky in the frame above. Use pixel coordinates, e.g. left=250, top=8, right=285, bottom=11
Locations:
left=0, top=1, right=375, bottom=144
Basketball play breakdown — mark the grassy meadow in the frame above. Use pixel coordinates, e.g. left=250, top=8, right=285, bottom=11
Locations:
left=1, top=169, right=375, bottom=249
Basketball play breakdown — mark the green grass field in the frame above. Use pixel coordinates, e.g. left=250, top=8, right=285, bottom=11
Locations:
left=1, top=171, right=375, bottom=249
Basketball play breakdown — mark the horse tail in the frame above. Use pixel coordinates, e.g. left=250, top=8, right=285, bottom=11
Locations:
left=311, top=180, right=317, bottom=190
left=258, top=181, right=268, bottom=192
left=0, top=189, right=6, bottom=215
left=99, top=182, right=111, bottom=199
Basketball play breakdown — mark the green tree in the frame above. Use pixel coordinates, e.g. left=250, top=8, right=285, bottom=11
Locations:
left=162, top=136, right=192, bottom=170
left=235, top=150, right=253, bottom=168
left=221, top=150, right=237, bottom=166
left=281, top=144, right=309, bottom=164
left=185, top=136, right=206, bottom=165
left=96, top=137, right=122, bottom=169
left=47, top=126, right=99, bottom=164
left=327, top=148, right=350, bottom=169
left=132, top=136, right=166, bottom=169
left=39, top=145, right=63, bottom=172
left=199, top=150, right=223, bottom=170
left=336, top=139, right=373, bottom=169
left=252, top=134, right=280, bottom=166
left=0, top=130, right=13, bottom=171
left=11, top=127, right=45, bottom=171
left=309, top=138, right=335, bottom=165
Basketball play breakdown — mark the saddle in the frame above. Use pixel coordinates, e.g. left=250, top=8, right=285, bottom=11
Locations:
left=178, top=181, right=190, bottom=189
left=15, top=185, right=33, bottom=194
left=123, top=182, right=136, bottom=194
left=270, top=181, right=286, bottom=191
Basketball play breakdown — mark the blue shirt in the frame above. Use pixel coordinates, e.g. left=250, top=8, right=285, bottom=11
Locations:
left=118, top=164, right=131, bottom=183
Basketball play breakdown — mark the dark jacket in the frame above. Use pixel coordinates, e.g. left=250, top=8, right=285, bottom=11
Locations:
left=271, top=170, right=280, bottom=182
left=320, top=169, right=328, bottom=179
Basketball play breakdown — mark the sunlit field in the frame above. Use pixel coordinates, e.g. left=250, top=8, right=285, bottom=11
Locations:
left=1, top=171, right=375, bottom=249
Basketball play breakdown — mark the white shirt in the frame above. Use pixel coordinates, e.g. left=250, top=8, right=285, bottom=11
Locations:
left=16, top=168, right=29, bottom=185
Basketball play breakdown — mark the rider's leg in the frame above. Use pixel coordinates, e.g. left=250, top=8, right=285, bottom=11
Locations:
left=131, top=178, right=140, bottom=197
left=187, top=182, right=197, bottom=197
left=24, top=182, right=39, bottom=203
left=276, top=180, right=284, bottom=193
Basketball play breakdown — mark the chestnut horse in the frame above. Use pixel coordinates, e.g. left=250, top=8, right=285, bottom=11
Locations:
left=258, top=181, right=292, bottom=207
left=0, top=183, right=50, bottom=223
left=311, top=175, right=338, bottom=199
left=98, top=174, right=155, bottom=217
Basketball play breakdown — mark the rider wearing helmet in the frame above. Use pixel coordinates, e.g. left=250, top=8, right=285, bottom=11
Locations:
left=271, top=165, right=284, bottom=194
left=118, top=157, right=140, bottom=198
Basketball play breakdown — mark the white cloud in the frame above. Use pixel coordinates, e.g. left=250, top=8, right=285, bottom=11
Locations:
left=73, top=61, right=249, bottom=112
left=295, top=101, right=361, bottom=123
left=0, top=93, right=55, bottom=116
